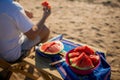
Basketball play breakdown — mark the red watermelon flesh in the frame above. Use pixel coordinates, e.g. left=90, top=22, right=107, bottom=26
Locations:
left=45, top=44, right=62, bottom=53
left=74, top=46, right=95, bottom=56
left=71, top=52, right=94, bottom=70
left=68, top=52, right=80, bottom=58
left=83, top=46, right=95, bottom=56
left=43, top=42, right=56, bottom=52
left=89, top=54, right=100, bottom=66
left=73, top=46, right=84, bottom=53
left=69, top=57, right=78, bottom=64
left=39, top=41, right=64, bottom=54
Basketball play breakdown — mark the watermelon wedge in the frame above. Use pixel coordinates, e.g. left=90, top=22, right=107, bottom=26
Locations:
left=89, top=54, right=100, bottom=66
left=68, top=52, right=80, bottom=58
left=71, top=52, right=94, bottom=70
left=41, top=1, right=51, bottom=9
left=39, top=40, right=64, bottom=55
left=74, top=46, right=95, bottom=56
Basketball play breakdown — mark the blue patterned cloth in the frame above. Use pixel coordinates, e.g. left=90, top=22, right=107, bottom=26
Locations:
left=36, top=35, right=111, bottom=80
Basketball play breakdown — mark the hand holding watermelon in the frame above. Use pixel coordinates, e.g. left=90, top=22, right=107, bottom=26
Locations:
left=41, top=1, right=51, bottom=19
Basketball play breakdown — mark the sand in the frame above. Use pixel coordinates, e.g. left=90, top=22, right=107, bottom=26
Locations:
left=10, top=0, right=120, bottom=80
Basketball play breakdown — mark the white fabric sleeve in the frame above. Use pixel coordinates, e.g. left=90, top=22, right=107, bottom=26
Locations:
left=13, top=9, right=34, bottom=33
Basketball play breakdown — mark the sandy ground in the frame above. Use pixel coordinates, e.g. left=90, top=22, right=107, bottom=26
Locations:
left=10, top=0, right=120, bottom=80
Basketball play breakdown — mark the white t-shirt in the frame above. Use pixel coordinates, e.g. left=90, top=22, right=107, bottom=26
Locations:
left=0, top=1, right=34, bottom=62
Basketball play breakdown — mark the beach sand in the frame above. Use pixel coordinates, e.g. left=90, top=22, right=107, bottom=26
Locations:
left=10, top=0, right=120, bottom=80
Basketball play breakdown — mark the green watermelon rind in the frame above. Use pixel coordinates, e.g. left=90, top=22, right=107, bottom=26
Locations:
left=39, top=41, right=64, bottom=55
left=71, top=63, right=94, bottom=70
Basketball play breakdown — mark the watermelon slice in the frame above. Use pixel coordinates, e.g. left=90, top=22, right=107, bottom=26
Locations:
left=74, top=46, right=95, bottom=56
left=70, top=52, right=94, bottom=70
left=69, top=57, right=78, bottom=64
left=83, top=46, right=95, bottom=56
left=39, top=41, right=64, bottom=55
left=89, top=54, right=100, bottom=66
left=41, top=1, right=51, bottom=9
left=68, top=52, right=80, bottom=58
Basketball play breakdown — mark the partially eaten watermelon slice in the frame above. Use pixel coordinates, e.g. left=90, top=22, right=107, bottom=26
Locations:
left=39, top=40, right=64, bottom=55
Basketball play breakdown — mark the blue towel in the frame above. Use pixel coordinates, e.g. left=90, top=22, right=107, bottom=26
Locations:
left=37, top=35, right=111, bottom=80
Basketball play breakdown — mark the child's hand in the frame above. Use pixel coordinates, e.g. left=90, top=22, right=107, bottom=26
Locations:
left=41, top=1, right=51, bottom=19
